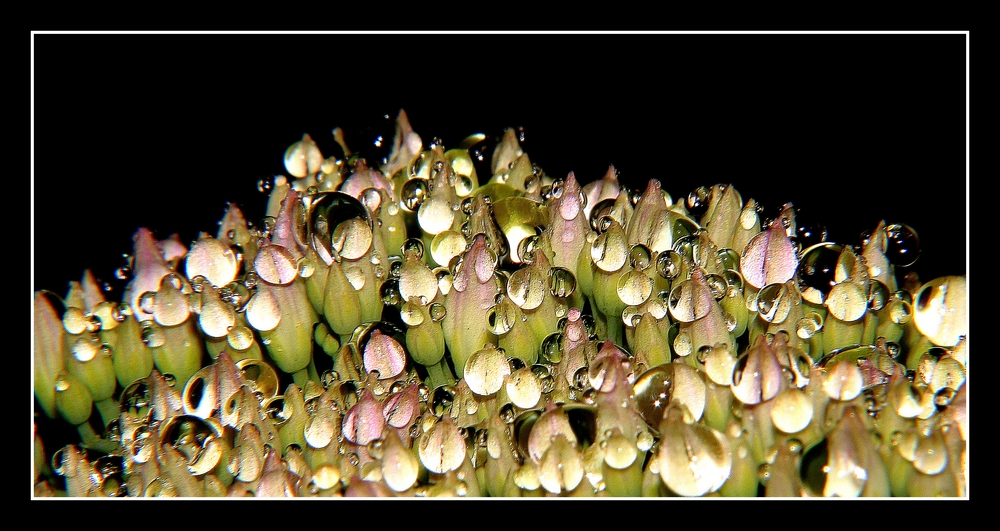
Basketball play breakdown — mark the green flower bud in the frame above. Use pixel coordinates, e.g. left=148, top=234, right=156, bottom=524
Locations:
left=34, top=293, right=66, bottom=419
left=54, top=371, right=94, bottom=426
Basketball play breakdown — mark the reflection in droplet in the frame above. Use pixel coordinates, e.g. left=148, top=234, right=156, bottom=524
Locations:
left=464, top=345, right=511, bottom=396
left=822, top=360, right=863, bottom=401
left=796, top=312, right=824, bottom=340
left=400, top=178, right=428, bottom=212
left=487, top=297, right=518, bottom=336
left=656, top=250, right=683, bottom=280
left=888, top=299, right=913, bottom=325
left=548, top=267, right=577, bottom=298
left=507, top=267, right=547, bottom=310
left=540, top=333, right=563, bottom=364
left=617, top=270, right=654, bottom=306
left=826, top=282, right=867, bottom=322
left=629, top=244, right=652, bottom=270
left=868, top=280, right=889, bottom=311
left=506, top=368, right=542, bottom=409
left=770, top=388, right=814, bottom=434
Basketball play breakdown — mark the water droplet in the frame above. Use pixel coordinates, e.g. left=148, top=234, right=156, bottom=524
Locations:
left=254, top=245, right=299, bottom=286
left=667, top=279, right=713, bottom=323
left=629, top=244, right=652, bottom=271
left=379, top=278, right=402, bottom=306
left=770, top=388, right=814, bottom=434
left=592, top=222, right=629, bottom=272
left=139, top=291, right=157, bottom=315
left=913, top=276, right=967, bottom=347
left=297, top=257, right=316, bottom=279
left=140, top=321, right=167, bottom=348
left=245, top=288, right=282, bottom=332
left=884, top=224, right=921, bottom=267
left=507, top=267, right=546, bottom=310
left=399, top=300, right=426, bottom=327
left=70, top=336, right=100, bottom=362
left=547, top=267, right=577, bottom=298
left=617, top=270, right=654, bottom=306
left=226, top=325, right=254, bottom=351
left=686, top=186, right=711, bottom=219
left=657, top=410, right=732, bottom=496
left=821, top=360, right=864, bottom=401
left=757, top=282, right=792, bottom=323
left=796, top=243, right=843, bottom=305
left=401, top=238, right=425, bottom=260
left=888, top=298, right=913, bottom=325
left=673, top=332, right=692, bottom=357
left=868, top=279, right=889, bottom=311
left=796, top=312, right=824, bottom=339
left=62, top=307, right=89, bottom=335
left=540, top=332, right=563, bottom=364
left=825, top=282, right=867, bottom=322
left=654, top=251, right=682, bottom=283
left=705, top=274, right=728, bottom=301
left=466, top=345, right=511, bottom=396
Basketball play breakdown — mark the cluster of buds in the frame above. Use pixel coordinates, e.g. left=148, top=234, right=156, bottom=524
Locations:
left=33, top=111, right=968, bottom=497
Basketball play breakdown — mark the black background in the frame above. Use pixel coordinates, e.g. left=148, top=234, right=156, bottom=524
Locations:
left=33, top=33, right=967, bottom=298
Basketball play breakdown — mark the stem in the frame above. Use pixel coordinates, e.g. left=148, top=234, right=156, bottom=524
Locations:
left=307, top=356, right=321, bottom=384
left=425, top=359, right=456, bottom=389
left=292, top=368, right=311, bottom=389
left=76, top=423, right=118, bottom=454
left=94, top=398, right=120, bottom=429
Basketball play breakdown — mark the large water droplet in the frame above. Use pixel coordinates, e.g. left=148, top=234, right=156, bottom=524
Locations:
left=487, top=297, right=518, bottom=336
left=617, top=270, right=654, bottom=306
left=592, top=222, right=629, bottom=273
left=305, top=192, right=373, bottom=259
left=657, top=411, right=732, bottom=496
left=254, top=245, right=299, bottom=286
left=540, top=332, right=564, bottom=364
left=884, top=224, right=920, bottom=267
left=245, top=288, right=282, bottom=332
left=913, top=276, right=967, bottom=347
left=548, top=267, right=577, bottom=298
left=686, top=186, right=711, bottom=219
left=400, top=178, right=428, bottom=212
left=667, top=279, right=713, bottom=323
left=465, top=345, right=511, bottom=396
left=770, top=387, right=814, bottom=434
left=796, top=243, right=843, bottom=305
left=418, top=416, right=467, bottom=474
left=821, top=360, right=863, bottom=401
left=656, top=250, right=683, bottom=280
left=825, top=282, right=867, bottom=322
left=506, top=368, right=542, bottom=409
left=507, top=267, right=547, bottom=310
